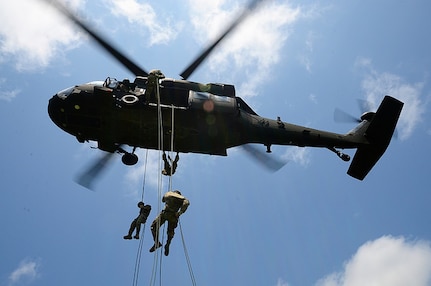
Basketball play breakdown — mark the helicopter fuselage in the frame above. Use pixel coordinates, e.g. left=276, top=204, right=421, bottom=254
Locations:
left=48, top=76, right=366, bottom=157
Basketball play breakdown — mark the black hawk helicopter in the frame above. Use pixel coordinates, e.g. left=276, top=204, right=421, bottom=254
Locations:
left=46, top=0, right=403, bottom=187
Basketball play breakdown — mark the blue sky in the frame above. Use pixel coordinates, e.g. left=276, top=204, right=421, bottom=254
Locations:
left=1, top=0, right=431, bottom=285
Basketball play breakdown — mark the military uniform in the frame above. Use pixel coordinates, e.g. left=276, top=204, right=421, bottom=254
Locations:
left=162, top=152, right=179, bottom=176
left=124, top=202, right=151, bottom=240
left=150, top=191, right=190, bottom=256
left=144, top=69, right=165, bottom=103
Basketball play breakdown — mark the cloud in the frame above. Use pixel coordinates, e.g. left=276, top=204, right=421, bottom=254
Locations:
left=124, top=149, right=167, bottom=192
left=316, top=236, right=431, bottom=286
left=282, top=146, right=310, bottom=167
left=355, top=58, right=426, bottom=140
left=106, top=0, right=180, bottom=46
left=0, top=0, right=84, bottom=71
left=276, top=278, right=291, bottom=286
left=186, top=0, right=301, bottom=97
left=0, top=78, right=20, bottom=101
left=8, top=258, right=40, bottom=285
left=299, top=31, right=317, bottom=73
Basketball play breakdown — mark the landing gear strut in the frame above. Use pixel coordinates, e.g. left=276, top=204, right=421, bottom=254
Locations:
left=118, top=146, right=139, bottom=166
left=265, top=144, right=272, bottom=153
left=328, top=147, right=350, bottom=162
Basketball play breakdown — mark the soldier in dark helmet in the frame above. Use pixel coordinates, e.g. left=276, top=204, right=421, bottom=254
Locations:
left=149, top=190, right=189, bottom=256
left=123, top=201, right=151, bottom=240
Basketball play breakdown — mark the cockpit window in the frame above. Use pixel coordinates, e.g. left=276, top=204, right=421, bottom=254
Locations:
left=103, top=77, right=119, bottom=89
left=57, top=86, right=74, bottom=99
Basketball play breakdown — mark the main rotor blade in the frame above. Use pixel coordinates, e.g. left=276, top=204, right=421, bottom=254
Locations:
left=75, top=152, right=115, bottom=190
left=44, top=0, right=148, bottom=77
left=180, top=0, right=266, bottom=80
left=241, top=144, right=288, bottom=172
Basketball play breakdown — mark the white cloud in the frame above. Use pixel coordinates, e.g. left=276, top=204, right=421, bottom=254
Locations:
left=0, top=0, right=84, bottom=71
left=356, top=58, right=426, bottom=140
left=276, top=278, right=291, bottom=286
left=124, top=149, right=170, bottom=192
left=0, top=78, right=20, bottom=101
left=106, top=0, right=179, bottom=46
left=299, top=31, right=317, bottom=73
left=186, top=0, right=301, bottom=97
left=316, top=236, right=431, bottom=286
left=0, top=89, right=20, bottom=102
left=282, top=146, right=310, bottom=167
left=8, top=258, right=40, bottom=285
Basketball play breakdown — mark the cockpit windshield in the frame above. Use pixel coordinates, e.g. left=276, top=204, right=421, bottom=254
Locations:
left=86, top=80, right=105, bottom=87
left=56, top=86, right=74, bottom=99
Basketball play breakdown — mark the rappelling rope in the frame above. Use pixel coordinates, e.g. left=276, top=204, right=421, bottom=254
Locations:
left=149, top=74, right=166, bottom=286
left=148, top=77, right=196, bottom=286
left=132, top=150, right=149, bottom=286
left=179, top=220, right=197, bottom=285
left=168, top=103, right=197, bottom=285
left=168, top=104, right=175, bottom=190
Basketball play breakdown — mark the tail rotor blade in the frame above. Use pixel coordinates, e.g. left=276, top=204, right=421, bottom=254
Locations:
left=334, top=108, right=361, bottom=123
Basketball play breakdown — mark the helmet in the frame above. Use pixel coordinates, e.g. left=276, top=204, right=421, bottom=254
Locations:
left=137, top=201, right=144, bottom=207
left=173, top=190, right=182, bottom=195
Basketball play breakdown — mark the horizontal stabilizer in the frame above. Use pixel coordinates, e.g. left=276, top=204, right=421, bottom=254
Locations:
left=347, top=96, right=403, bottom=180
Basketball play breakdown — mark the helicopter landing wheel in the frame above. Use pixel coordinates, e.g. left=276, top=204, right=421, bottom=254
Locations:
left=121, top=153, right=138, bottom=166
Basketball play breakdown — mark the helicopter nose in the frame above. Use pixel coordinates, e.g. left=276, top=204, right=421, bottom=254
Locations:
left=48, top=94, right=67, bottom=130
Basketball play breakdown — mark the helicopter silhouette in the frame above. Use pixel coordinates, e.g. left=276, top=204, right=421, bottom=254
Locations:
left=45, top=0, right=403, bottom=187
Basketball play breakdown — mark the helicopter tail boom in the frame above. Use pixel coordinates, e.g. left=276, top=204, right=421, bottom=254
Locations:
left=347, top=96, right=403, bottom=180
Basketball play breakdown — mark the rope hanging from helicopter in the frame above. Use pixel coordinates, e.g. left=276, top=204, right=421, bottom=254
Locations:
left=132, top=149, right=149, bottom=286
left=169, top=103, right=196, bottom=286
left=149, top=75, right=166, bottom=286
left=131, top=75, right=166, bottom=286
left=144, top=76, right=196, bottom=286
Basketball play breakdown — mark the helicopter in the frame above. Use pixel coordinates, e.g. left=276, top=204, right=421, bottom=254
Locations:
left=46, top=0, right=403, bottom=186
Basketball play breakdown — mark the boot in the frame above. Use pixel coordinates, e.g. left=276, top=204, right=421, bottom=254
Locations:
left=124, top=222, right=135, bottom=240
left=134, top=234, right=139, bottom=239
left=149, top=242, right=162, bottom=252
left=164, top=236, right=172, bottom=256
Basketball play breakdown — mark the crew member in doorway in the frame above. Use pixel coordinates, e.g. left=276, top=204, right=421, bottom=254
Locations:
left=149, top=190, right=190, bottom=256
left=144, top=69, right=165, bottom=103
left=162, top=152, right=179, bottom=176
left=123, top=201, right=151, bottom=240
